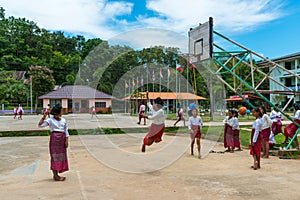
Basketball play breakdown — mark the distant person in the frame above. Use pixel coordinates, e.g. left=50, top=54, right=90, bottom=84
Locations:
left=223, top=110, right=234, bottom=153
left=259, top=106, right=272, bottom=158
left=188, top=101, right=197, bottom=116
left=140, top=93, right=165, bottom=152
left=250, top=107, right=263, bottom=170
left=232, top=110, right=242, bottom=151
left=13, top=106, right=18, bottom=119
left=174, top=106, right=185, bottom=127
left=91, top=106, right=98, bottom=119
left=45, top=104, right=51, bottom=118
left=284, top=103, right=300, bottom=149
left=137, top=101, right=146, bottom=125
left=270, top=104, right=283, bottom=135
left=38, top=104, right=69, bottom=181
left=17, top=104, right=24, bottom=120
left=188, top=109, right=203, bottom=158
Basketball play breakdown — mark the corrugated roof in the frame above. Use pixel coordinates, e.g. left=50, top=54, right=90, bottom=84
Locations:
left=125, top=92, right=207, bottom=100
left=38, top=85, right=113, bottom=99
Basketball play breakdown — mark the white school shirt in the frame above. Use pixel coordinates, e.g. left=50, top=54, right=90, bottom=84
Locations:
left=188, top=116, right=203, bottom=130
left=17, top=106, right=24, bottom=113
left=223, top=116, right=233, bottom=125
left=270, top=110, right=283, bottom=122
left=147, top=102, right=165, bottom=125
left=230, top=117, right=240, bottom=130
left=261, top=114, right=272, bottom=130
left=39, top=117, right=69, bottom=137
left=291, top=110, right=300, bottom=120
left=252, top=118, right=263, bottom=143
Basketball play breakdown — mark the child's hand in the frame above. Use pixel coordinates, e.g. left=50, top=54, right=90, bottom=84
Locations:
left=252, top=142, right=256, bottom=146
left=65, top=140, right=69, bottom=148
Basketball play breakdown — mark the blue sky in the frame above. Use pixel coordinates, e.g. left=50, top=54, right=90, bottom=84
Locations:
left=1, top=0, right=299, bottom=59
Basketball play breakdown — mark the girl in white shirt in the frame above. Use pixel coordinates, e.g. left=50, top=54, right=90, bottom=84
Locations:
left=140, top=94, right=165, bottom=153
left=188, top=109, right=203, bottom=158
left=259, top=106, right=272, bottom=158
left=38, top=104, right=69, bottom=181
left=284, top=103, right=300, bottom=149
left=231, top=110, right=242, bottom=151
left=223, top=110, right=234, bottom=152
left=250, top=107, right=263, bottom=170
left=270, top=104, right=283, bottom=135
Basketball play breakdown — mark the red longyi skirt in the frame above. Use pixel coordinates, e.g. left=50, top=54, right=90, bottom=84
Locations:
left=143, top=123, right=165, bottom=146
left=190, top=125, right=201, bottom=139
left=250, top=129, right=262, bottom=157
left=261, top=127, right=271, bottom=142
left=49, top=131, right=69, bottom=173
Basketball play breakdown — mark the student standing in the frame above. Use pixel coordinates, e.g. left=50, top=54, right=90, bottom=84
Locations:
left=259, top=106, right=272, bottom=158
left=232, top=110, right=242, bottom=151
left=38, top=104, right=69, bottom=181
left=188, top=109, right=203, bottom=158
left=223, top=110, right=234, bottom=152
left=270, top=104, right=283, bottom=135
left=250, top=107, right=263, bottom=170
left=140, top=93, right=165, bottom=152
left=13, top=106, right=18, bottom=119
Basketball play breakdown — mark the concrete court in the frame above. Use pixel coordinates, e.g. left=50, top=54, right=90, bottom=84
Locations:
left=0, top=114, right=299, bottom=200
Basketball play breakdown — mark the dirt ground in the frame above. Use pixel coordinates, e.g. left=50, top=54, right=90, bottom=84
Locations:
left=0, top=114, right=299, bottom=200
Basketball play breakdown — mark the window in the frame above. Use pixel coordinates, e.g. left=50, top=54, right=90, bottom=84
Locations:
left=50, top=99, right=62, bottom=107
left=95, top=102, right=106, bottom=108
left=285, top=62, right=291, bottom=70
left=81, top=100, right=88, bottom=108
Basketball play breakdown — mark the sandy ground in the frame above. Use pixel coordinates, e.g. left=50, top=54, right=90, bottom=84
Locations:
left=0, top=114, right=299, bottom=200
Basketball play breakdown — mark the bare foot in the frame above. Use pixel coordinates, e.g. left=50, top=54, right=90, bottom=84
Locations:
left=141, top=145, right=146, bottom=152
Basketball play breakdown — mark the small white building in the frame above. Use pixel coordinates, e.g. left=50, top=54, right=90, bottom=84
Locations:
left=39, top=85, right=113, bottom=113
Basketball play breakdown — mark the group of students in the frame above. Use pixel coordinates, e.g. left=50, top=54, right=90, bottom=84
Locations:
left=38, top=96, right=300, bottom=181
left=13, top=104, right=24, bottom=120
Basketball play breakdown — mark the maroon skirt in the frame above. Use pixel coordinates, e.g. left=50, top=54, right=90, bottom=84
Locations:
left=190, top=125, right=201, bottom=139
left=250, top=129, right=262, bottom=157
left=143, top=123, right=165, bottom=146
left=225, top=125, right=234, bottom=147
left=49, top=131, right=69, bottom=173
left=232, top=129, right=240, bottom=148
left=261, top=127, right=271, bottom=142
left=272, top=120, right=282, bottom=135
left=284, top=119, right=300, bottom=139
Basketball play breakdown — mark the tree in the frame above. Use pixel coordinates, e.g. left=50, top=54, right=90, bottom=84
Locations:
left=28, top=66, right=55, bottom=111
left=6, top=83, right=28, bottom=104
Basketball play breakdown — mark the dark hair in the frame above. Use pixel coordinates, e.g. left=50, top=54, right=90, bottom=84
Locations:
left=259, top=105, right=267, bottom=114
left=154, top=97, right=164, bottom=108
left=252, top=107, right=263, bottom=118
left=233, top=110, right=239, bottom=118
left=293, top=103, right=299, bottom=110
left=50, top=104, right=62, bottom=115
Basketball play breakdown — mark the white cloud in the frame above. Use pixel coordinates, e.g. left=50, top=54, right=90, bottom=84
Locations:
left=144, top=0, right=285, bottom=32
left=0, top=0, right=286, bottom=52
left=1, top=0, right=133, bottom=38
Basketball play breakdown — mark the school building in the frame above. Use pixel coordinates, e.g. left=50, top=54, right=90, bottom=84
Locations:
left=259, top=52, right=300, bottom=105
left=38, top=85, right=113, bottom=113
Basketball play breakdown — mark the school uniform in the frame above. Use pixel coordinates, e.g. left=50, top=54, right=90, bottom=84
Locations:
left=261, top=114, right=272, bottom=142
left=188, top=116, right=203, bottom=139
left=223, top=116, right=234, bottom=148
left=230, top=117, right=241, bottom=148
left=284, top=110, right=300, bottom=139
left=250, top=118, right=263, bottom=157
left=143, top=102, right=165, bottom=146
left=40, top=117, right=69, bottom=173
left=270, top=110, right=283, bottom=135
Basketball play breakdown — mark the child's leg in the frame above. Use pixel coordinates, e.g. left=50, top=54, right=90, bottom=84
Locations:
left=141, top=138, right=154, bottom=152
left=191, top=139, right=195, bottom=155
left=265, top=142, right=269, bottom=158
left=262, top=141, right=266, bottom=157
left=143, top=117, right=146, bottom=125
left=253, top=156, right=258, bottom=170
left=257, top=156, right=261, bottom=168
left=174, top=118, right=180, bottom=126
left=196, top=138, right=201, bottom=158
